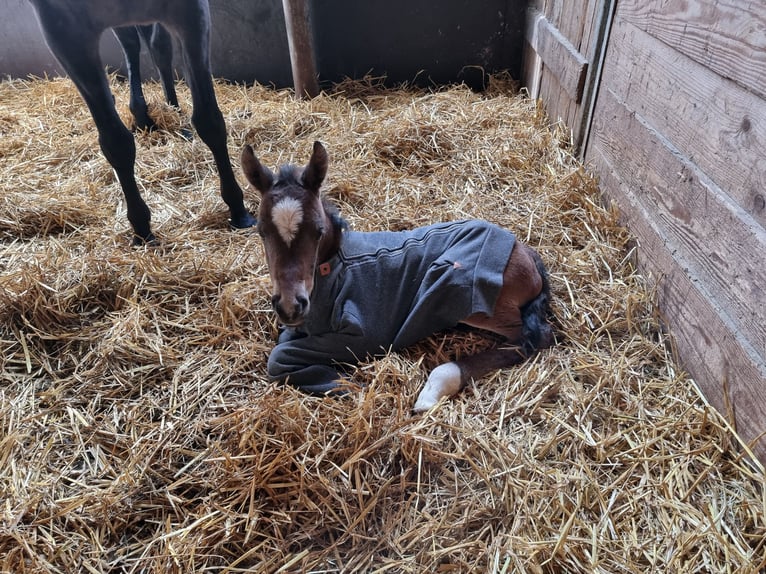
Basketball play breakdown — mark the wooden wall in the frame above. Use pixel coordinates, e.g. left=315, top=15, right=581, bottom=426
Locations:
left=525, top=0, right=766, bottom=463
left=523, top=0, right=613, bottom=149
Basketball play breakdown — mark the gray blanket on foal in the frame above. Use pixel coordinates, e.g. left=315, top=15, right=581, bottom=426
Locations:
left=268, top=219, right=516, bottom=393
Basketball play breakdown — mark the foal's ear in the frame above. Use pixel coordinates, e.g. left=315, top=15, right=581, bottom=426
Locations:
left=302, top=141, right=328, bottom=191
left=240, top=145, right=274, bottom=194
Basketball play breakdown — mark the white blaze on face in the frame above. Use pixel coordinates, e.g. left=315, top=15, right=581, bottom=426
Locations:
left=271, top=197, right=304, bottom=246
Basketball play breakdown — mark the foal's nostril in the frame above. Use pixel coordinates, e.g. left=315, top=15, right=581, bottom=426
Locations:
left=271, top=294, right=281, bottom=309
left=296, top=295, right=309, bottom=312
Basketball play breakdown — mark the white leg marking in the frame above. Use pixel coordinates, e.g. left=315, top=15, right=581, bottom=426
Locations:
left=413, top=362, right=463, bottom=412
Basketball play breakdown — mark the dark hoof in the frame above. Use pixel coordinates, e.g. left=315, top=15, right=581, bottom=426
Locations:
left=230, top=212, right=257, bottom=229
left=132, top=117, right=158, bottom=133
left=132, top=232, right=158, bottom=247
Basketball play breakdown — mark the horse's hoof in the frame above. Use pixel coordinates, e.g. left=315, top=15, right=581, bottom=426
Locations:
left=132, top=232, right=159, bottom=247
left=230, top=212, right=257, bottom=229
left=132, top=117, right=158, bottom=133
left=413, top=362, right=463, bottom=412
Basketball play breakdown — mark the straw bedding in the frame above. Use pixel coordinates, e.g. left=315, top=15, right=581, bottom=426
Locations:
left=0, top=73, right=764, bottom=573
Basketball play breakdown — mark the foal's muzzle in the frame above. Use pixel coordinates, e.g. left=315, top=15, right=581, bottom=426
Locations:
left=272, top=293, right=310, bottom=326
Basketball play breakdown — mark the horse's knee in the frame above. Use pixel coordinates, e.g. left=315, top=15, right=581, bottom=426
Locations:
left=413, top=362, right=463, bottom=412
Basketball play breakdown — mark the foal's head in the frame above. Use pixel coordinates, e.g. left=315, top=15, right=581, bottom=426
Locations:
left=241, top=141, right=344, bottom=326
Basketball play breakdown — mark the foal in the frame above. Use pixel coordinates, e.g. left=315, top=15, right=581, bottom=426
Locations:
left=28, top=0, right=256, bottom=243
left=241, top=142, right=555, bottom=411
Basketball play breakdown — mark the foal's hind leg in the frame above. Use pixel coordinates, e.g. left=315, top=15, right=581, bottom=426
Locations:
left=413, top=243, right=553, bottom=412
left=39, top=26, right=153, bottom=242
left=413, top=297, right=526, bottom=412
left=175, top=21, right=256, bottom=229
left=413, top=347, right=528, bottom=412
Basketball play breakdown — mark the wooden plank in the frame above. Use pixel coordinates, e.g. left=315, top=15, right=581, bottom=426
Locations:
left=522, top=40, right=543, bottom=99
left=618, top=0, right=766, bottom=100
left=585, top=78, right=766, bottom=372
left=539, top=68, right=573, bottom=125
left=525, top=8, right=588, bottom=103
left=521, top=0, right=545, bottom=98
left=579, top=0, right=602, bottom=56
left=602, top=16, right=766, bottom=230
left=547, top=0, right=587, bottom=51
left=588, top=90, right=766, bottom=462
left=577, top=0, right=616, bottom=154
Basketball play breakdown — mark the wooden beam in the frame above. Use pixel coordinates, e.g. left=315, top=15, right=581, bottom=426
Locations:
left=525, top=8, right=588, bottom=103
left=281, top=0, right=319, bottom=99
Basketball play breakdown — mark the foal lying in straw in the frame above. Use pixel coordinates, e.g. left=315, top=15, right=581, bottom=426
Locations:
left=242, top=142, right=554, bottom=410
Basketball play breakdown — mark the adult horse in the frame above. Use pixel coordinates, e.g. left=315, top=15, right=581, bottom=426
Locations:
left=112, top=23, right=180, bottom=133
left=241, top=141, right=555, bottom=411
left=28, top=0, right=256, bottom=243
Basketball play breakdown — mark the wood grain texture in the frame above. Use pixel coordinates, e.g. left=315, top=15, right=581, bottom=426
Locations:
left=587, top=83, right=766, bottom=372
left=545, top=0, right=587, bottom=50
left=522, top=0, right=608, bottom=152
left=281, top=0, right=319, bottom=98
left=587, top=87, right=766, bottom=462
left=525, top=9, right=588, bottom=103
left=618, top=0, right=766, bottom=100
left=603, top=16, right=766, bottom=229
left=528, top=0, right=766, bottom=463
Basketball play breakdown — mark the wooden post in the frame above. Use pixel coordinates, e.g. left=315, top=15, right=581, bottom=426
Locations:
left=281, top=0, right=319, bottom=99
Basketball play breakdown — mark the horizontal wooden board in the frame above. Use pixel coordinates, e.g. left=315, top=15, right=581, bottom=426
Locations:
left=602, top=16, right=766, bottom=229
left=588, top=90, right=766, bottom=461
left=586, top=83, right=766, bottom=375
left=618, top=0, right=766, bottom=100
left=525, top=9, right=588, bottom=103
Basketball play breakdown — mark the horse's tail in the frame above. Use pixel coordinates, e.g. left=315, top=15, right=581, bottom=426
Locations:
left=521, top=252, right=555, bottom=355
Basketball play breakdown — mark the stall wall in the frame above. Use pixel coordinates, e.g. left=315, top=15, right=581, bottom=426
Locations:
left=0, top=0, right=292, bottom=85
left=525, top=0, right=766, bottom=462
left=0, top=0, right=524, bottom=90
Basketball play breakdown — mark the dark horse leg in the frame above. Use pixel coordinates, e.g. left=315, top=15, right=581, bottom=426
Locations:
left=113, top=25, right=155, bottom=131
left=140, top=24, right=180, bottom=109
left=34, top=17, right=153, bottom=242
left=174, top=18, right=255, bottom=229
left=29, top=1, right=256, bottom=242
left=113, top=24, right=188, bottom=136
